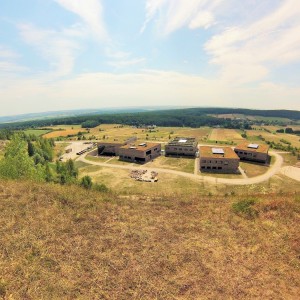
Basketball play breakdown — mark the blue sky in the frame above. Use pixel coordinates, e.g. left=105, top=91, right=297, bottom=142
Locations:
left=0, top=0, right=300, bottom=116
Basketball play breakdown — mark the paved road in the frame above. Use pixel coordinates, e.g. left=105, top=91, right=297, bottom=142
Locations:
left=77, top=150, right=283, bottom=186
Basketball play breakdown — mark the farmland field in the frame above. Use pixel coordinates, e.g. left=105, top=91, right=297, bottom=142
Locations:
left=209, top=128, right=244, bottom=143
left=87, top=124, right=211, bottom=143
left=24, top=129, right=52, bottom=136
left=246, top=130, right=300, bottom=148
left=43, top=126, right=89, bottom=138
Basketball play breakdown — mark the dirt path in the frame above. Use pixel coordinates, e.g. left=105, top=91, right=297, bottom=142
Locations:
left=77, top=151, right=283, bottom=186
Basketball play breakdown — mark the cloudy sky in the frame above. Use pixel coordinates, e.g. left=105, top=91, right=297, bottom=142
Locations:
left=1, top=0, right=300, bottom=116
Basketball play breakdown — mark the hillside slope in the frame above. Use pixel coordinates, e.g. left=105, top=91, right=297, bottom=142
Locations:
left=0, top=180, right=299, bottom=299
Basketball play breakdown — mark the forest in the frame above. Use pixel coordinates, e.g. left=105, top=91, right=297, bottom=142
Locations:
left=0, top=107, right=299, bottom=130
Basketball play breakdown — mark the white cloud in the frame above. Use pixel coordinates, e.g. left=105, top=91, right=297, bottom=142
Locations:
left=18, top=23, right=82, bottom=76
left=54, top=0, right=107, bottom=41
left=141, top=0, right=222, bottom=34
left=205, top=0, right=300, bottom=83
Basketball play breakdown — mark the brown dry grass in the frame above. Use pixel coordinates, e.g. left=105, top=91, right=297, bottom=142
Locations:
left=0, top=180, right=299, bottom=299
left=247, top=129, right=300, bottom=148
left=44, top=128, right=89, bottom=139
left=209, top=129, right=245, bottom=142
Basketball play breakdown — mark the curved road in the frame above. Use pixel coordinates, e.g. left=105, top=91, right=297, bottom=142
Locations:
left=77, top=151, right=283, bottom=186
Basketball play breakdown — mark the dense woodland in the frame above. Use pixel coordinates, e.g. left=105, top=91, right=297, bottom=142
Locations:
left=0, top=108, right=299, bottom=130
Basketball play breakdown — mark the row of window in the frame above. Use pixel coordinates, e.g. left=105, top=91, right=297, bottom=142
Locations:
left=201, top=166, right=223, bottom=170
left=235, top=151, right=257, bottom=158
left=167, top=148, right=195, bottom=151
left=201, top=160, right=228, bottom=165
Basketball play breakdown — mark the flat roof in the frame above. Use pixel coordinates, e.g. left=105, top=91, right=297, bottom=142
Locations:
left=167, top=137, right=197, bottom=147
left=120, top=142, right=160, bottom=151
left=235, top=142, right=269, bottom=154
left=200, top=146, right=239, bottom=159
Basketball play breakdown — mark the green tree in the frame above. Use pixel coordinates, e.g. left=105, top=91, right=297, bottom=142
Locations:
left=0, top=135, right=44, bottom=181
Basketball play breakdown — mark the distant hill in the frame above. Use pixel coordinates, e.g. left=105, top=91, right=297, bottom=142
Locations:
left=0, top=107, right=299, bottom=129
left=0, top=106, right=182, bottom=124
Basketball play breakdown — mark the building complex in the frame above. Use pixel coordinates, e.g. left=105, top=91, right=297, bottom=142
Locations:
left=119, top=142, right=161, bottom=163
left=234, top=143, right=269, bottom=164
left=199, top=146, right=240, bottom=173
left=165, top=137, right=198, bottom=157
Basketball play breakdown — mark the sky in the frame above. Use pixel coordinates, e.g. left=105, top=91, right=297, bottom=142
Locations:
left=0, top=0, right=300, bottom=116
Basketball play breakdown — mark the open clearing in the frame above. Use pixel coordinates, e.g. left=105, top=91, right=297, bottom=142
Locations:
left=246, top=129, right=300, bottom=147
left=44, top=128, right=89, bottom=139
left=144, top=156, right=195, bottom=173
left=87, top=124, right=211, bottom=143
left=281, top=166, right=300, bottom=182
left=209, top=128, right=244, bottom=143
left=24, top=129, right=52, bottom=136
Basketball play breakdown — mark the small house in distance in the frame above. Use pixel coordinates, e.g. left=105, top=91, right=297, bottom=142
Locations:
left=234, top=143, right=269, bottom=164
left=200, top=146, right=240, bottom=173
left=119, top=142, right=161, bottom=164
left=165, top=137, right=198, bottom=157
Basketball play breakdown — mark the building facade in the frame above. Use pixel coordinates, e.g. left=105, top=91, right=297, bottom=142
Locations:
left=97, top=137, right=137, bottom=156
left=165, top=137, right=198, bottom=157
left=119, top=142, right=161, bottom=164
left=200, top=146, right=240, bottom=173
left=234, top=143, right=269, bottom=164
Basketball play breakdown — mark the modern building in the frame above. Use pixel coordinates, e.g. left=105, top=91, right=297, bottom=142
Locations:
left=234, top=143, right=270, bottom=164
left=200, top=146, right=240, bottom=173
left=97, top=137, right=137, bottom=156
left=119, top=142, right=161, bottom=164
left=165, top=137, right=198, bottom=157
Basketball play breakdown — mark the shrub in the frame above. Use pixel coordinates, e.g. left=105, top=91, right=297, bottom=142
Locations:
left=93, top=183, right=109, bottom=193
left=80, top=176, right=93, bottom=189
left=232, top=199, right=259, bottom=219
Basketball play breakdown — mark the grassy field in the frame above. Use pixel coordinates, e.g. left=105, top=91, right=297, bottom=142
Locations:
left=246, top=129, right=300, bottom=147
left=240, top=162, right=269, bottom=178
left=23, top=129, right=52, bottom=136
left=145, top=156, right=195, bottom=173
left=209, top=128, right=245, bottom=143
left=0, top=180, right=299, bottom=299
left=43, top=127, right=89, bottom=139
left=54, top=142, right=71, bottom=159
left=87, top=124, right=211, bottom=143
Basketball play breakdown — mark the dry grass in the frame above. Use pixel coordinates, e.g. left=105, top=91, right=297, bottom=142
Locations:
left=240, top=162, right=270, bottom=178
left=247, top=129, right=300, bottom=148
left=44, top=128, right=89, bottom=139
left=209, top=129, right=245, bottom=143
left=87, top=124, right=211, bottom=143
left=0, top=180, right=299, bottom=299
left=144, top=156, right=195, bottom=173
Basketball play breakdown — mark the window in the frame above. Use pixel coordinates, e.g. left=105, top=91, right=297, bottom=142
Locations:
left=224, top=161, right=228, bottom=165
left=201, top=166, right=205, bottom=169
left=202, top=160, right=206, bottom=163
left=218, top=167, right=222, bottom=170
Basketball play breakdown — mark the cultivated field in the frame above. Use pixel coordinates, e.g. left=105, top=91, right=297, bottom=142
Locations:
left=24, top=129, right=52, bottom=136
left=85, top=124, right=211, bottom=144
left=246, top=129, right=300, bottom=148
left=209, top=128, right=245, bottom=143
left=43, top=125, right=89, bottom=139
